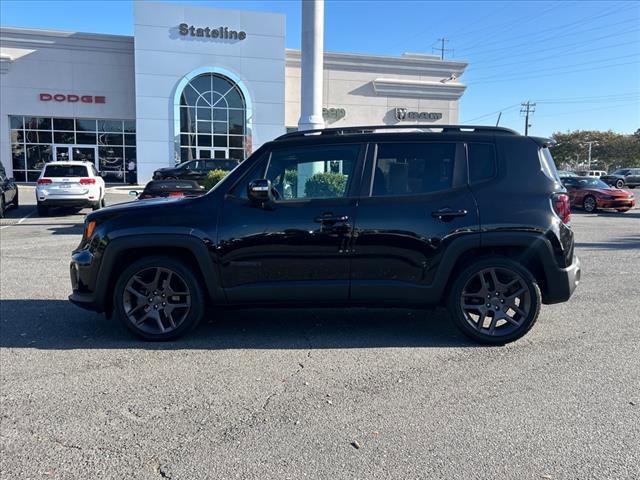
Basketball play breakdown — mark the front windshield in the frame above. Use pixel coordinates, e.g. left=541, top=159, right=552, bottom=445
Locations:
left=572, top=178, right=611, bottom=189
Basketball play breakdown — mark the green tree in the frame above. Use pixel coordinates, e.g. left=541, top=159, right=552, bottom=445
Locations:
left=201, top=169, right=229, bottom=190
left=304, top=172, right=347, bottom=198
left=551, top=130, right=640, bottom=171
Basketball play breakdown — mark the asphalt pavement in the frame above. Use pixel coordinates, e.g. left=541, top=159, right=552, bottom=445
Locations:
left=1, top=186, right=638, bottom=479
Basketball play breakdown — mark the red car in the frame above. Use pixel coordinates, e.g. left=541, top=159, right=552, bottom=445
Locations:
left=561, top=176, right=635, bottom=213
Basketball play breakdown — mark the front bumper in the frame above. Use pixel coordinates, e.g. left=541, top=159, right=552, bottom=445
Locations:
left=598, top=198, right=635, bottom=209
left=543, top=254, right=581, bottom=304
left=69, top=249, right=103, bottom=312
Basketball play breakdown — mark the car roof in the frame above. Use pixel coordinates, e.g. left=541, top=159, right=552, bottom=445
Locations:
left=44, top=161, right=91, bottom=166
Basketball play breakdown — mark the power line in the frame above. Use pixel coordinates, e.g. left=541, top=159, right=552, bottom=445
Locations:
left=466, top=53, right=640, bottom=84
left=456, top=2, right=637, bottom=55
left=465, top=38, right=640, bottom=73
left=454, top=2, right=569, bottom=51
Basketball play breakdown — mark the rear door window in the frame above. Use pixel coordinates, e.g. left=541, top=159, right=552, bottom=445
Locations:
left=371, top=143, right=456, bottom=196
left=43, top=165, right=89, bottom=177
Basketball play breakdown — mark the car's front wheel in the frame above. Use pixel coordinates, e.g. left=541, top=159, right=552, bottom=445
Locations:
left=583, top=195, right=597, bottom=213
left=114, top=256, right=205, bottom=340
left=448, top=257, right=541, bottom=344
left=0, top=196, right=5, bottom=218
left=615, top=179, right=625, bottom=189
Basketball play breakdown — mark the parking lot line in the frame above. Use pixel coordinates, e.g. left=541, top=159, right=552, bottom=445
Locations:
left=0, top=209, right=35, bottom=230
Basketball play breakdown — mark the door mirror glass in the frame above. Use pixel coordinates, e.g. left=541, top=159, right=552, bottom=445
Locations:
left=248, top=179, right=273, bottom=203
left=129, top=190, right=140, bottom=197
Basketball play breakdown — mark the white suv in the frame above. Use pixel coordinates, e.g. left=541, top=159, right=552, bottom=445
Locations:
left=36, top=162, right=106, bottom=216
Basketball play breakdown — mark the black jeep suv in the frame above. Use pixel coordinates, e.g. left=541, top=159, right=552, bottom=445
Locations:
left=69, top=125, right=581, bottom=344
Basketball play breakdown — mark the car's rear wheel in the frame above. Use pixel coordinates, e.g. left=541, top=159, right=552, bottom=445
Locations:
left=448, top=257, right=541, bottom=345
left=583, top=195, right=597, bottom=213
left=114, top=256, right=205, bottom=341
left=37, top=203, right=48, bottom=216
left=617, top=208, right=630, bottom=213
left=0, top=196, right=5, bottom=218
left=615, top=179, right=625, bottom=189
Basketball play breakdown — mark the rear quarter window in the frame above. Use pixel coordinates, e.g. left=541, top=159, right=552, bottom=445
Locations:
left=539, top=147, right=561, bottom=182
left=467, top=143, right=497, bottom=183
left=43, top=165, right=89, bottom=177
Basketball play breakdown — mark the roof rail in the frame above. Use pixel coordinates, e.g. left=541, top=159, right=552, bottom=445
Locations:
left=274, top=124, right=519, bottom=141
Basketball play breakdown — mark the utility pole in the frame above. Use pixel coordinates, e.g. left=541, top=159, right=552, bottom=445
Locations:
left=433, top=38, right=453, bottom=60
left=520, top=101, right=536, bottom=136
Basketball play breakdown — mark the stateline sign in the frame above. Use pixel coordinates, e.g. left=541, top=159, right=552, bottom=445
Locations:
left=395, top=108, right=442, bottom=121
left=178, top=23, right=246, bottom=41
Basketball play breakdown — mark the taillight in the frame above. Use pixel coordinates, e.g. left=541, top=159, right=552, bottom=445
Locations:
left=37, top=178, right=52, bottom=185
left=553, top=193, right=571, bottom=224
left=168, top=192, right=184, bottom=197
left=80, top=178, right=96, bottom=185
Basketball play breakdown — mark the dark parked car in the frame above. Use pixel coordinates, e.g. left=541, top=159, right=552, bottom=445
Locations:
left=70, top=125, right=581, bottom=345
left=600, top=168, right=640, bottom=189
left=152, top=159, right=239, bottom=182
left=131, top=180, right=205, bottom=200
left=0, top=163, right=19, bottom=218
left=560, top=176, right=635, bottom=213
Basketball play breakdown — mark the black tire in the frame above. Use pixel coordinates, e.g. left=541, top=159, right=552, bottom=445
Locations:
left=11, top=189, right=19, bottom=209
left=101, top=197, right=106, bottom=208
left=615, top=179, right=625, bottom=189
left=113, top=256, right=205, bottom=341
left=92, top=190, right=103, bottom=211
left=583, top=195, right=597, bottom=213
left=37, top=203, right=48, bottom=217
left=448, top=256, right=542, bottom=345
left=0, top=196, right=4, bottom=218
left=629, top=185, right=635, bottom=189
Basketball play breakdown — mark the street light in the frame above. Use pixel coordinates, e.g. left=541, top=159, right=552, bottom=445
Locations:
left=580, top=141, right=599, bottom=170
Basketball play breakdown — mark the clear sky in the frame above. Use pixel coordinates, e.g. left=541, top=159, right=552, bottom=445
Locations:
left=1, top=0, right=639, bottom=136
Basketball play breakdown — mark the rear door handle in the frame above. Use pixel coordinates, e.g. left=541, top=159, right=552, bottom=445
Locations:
left=431, top=208, right=468, bottom=220
left=314, top=213, right=349, bottom=224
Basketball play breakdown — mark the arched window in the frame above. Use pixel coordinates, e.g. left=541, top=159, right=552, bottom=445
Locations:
left=178, top=73, right=246, bottom=163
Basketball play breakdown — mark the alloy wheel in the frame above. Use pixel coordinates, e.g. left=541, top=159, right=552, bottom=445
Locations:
left=460, top=267, right=532, bottom=337
left=615, top=179, right=624, bottom=189
left=122, top=267, right=191, bottom=335
left=584, top=196, right=596, bottom=212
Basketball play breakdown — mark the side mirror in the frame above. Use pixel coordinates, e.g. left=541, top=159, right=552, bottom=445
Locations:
left=247, top=179, right=273, bottom=204
left=99, top=171, right=106, bottom=177
left=129, top=190, right=140, bottom=197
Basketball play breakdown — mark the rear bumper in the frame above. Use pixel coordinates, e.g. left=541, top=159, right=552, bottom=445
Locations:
left=39, top=198, right=96, bottom=207
left=543, top=254, right=581, bottom=304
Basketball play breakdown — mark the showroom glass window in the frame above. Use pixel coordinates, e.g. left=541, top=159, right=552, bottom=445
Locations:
left=179, top=73, right=246, bottom=163
left=9, top=116, right=136, bottom=183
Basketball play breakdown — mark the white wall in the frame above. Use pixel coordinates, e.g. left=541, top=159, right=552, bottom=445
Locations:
left=0, top=28, right=135, bottom=178
left=133, top=2, right=285, bottom=183
left=285, top=50, right=467, bottom=128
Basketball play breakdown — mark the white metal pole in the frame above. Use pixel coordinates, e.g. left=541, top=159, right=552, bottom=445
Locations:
left=298, top=0, right=325, bottom=132
left=297, top=0, right=325, bottom=197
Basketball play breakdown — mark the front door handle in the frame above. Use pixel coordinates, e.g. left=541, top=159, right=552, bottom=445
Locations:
left=314, top=213, right=349, bottom=224
left=431, top=208, right=468, bottom=220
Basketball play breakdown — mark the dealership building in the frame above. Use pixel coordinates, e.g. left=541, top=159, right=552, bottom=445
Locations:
left=0, top=2, right=468, bottom=183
